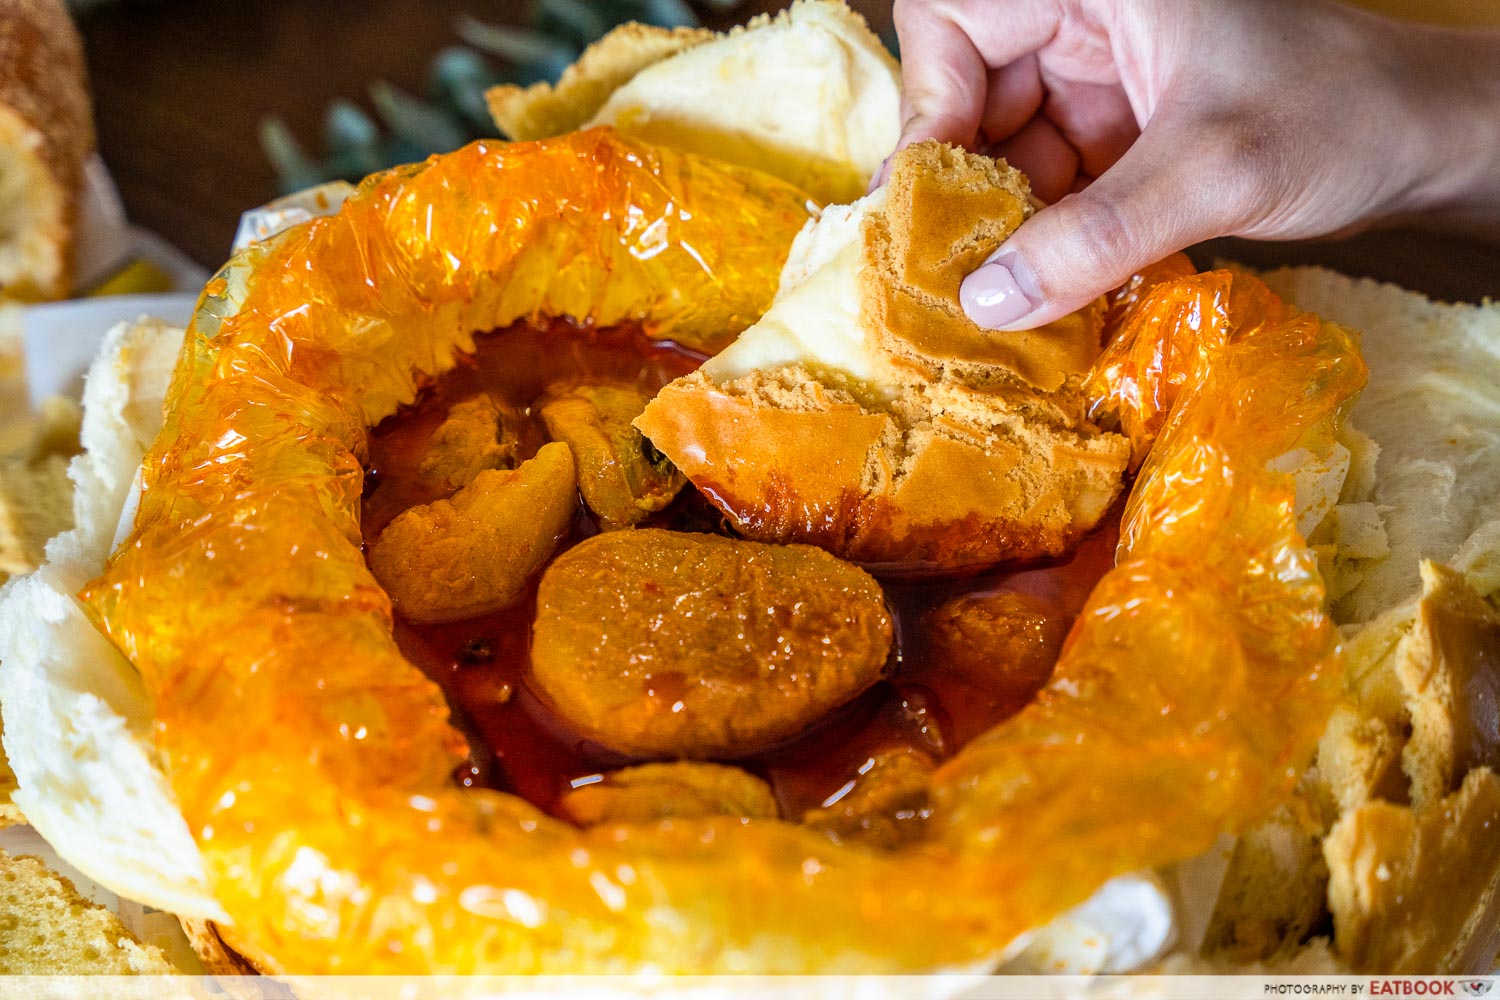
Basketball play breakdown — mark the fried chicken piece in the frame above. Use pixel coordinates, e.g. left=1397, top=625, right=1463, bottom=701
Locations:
left=923, top=590, right=1067, bottom=690
left=417, top=394, right=524, bottom=493
left=538, top=382, right=683, bottom=530
left=801, top=747, right=934, bottom=850
left=531, top=528, right=892, bottom=758
left=370, top=443, right=576, bottom=623
left=557, top=762, right=779, bottom=826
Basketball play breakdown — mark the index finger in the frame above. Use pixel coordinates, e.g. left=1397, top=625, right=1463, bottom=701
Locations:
left=892, top=0, right=990, bottom=150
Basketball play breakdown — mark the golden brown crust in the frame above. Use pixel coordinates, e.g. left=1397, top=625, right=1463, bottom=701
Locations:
left=485, top=23, right=713, bottom=141
left=1397, top=561, right=1500, bottom=809
left=864, top=141, right=1103, bottom=392
left=638, top=366, right=1127, bottom=571
left=1324, top=767, right=1500, bottom=973
left=0, top=0, right=92, bottom=298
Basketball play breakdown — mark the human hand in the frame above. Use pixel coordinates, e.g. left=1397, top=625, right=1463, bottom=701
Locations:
left=884, top=0, right=1500, bottom=329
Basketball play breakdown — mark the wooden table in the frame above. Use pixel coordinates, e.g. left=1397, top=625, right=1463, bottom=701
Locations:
left=76, top=0, right=1499, bottom=302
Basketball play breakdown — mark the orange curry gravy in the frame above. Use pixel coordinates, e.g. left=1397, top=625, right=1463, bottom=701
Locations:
left=361, top=321, right=1118, bottom=820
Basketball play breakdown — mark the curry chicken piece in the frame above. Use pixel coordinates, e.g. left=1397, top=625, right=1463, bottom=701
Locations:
left=538, top=382, right=684, bottom=530
left=801, top=746, right=935, bottom=850
left=556, top=762, right=779, bottom=826
left=369, top=442, right=577, bottom=623
left=418, top=393, right=527, bottom=493
left=531, top=529, right=892, bottom=759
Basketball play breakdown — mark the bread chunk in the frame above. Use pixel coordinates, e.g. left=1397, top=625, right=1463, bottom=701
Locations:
left=638, top=141, right=1129, bottom=572
left=531, top=529, right=891, bottom=758
left=0, top=850, right=177, bottom=974
left=1324, top=767, right=1500, bottom=973
left=488, top=1, right=899, bottom=204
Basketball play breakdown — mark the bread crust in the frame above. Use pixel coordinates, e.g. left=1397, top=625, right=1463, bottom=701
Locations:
left=865, top=141, right=1100, bottom=391
left=0, top=0, right=93, bottom=298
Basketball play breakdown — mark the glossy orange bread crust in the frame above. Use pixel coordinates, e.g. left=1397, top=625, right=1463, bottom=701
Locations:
left=83, top=128, right=1364, bottom=971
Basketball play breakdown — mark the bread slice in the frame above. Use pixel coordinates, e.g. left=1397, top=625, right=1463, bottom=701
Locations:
left=488, top=1, right=901, bottom=204
left=0, top=0, right=93, bottom=300
left=637, top=141, right=1129, bottom=571
left=0, top=849, right=177, bottom=974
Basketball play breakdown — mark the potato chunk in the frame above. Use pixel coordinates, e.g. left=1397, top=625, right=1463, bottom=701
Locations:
left=538, top=382, right=684, bottom=530
left=801, top=747, right=934, bottom=849
left=418, top=394, right=524, bottom=492
left=557, top=762, right=778, bottom=826
left=531, top=529, right=892, bottom=758
left=923, top=590, right=1066, bottom=689
left=370, top=443, right=576, bottom=623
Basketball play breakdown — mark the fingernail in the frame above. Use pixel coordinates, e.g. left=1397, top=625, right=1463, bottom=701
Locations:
left=866, top=156, right=891, bottom=194
left=960, top=253, right=1039, bottom=329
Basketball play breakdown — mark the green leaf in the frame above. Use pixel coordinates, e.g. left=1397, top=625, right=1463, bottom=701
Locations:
left=638, top=0, right=699, bottom=29
left=536, top=0, right=612, bottom=46
left=369, top=80, right=469, bottom=155
left=430, top=47, right=500, bottom=130
left=454, top=14, right=577, bottom=76
left=259, top=116, right=328, bottom=194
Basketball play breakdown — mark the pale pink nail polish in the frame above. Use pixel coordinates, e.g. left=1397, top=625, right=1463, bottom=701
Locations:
left=961, top=258, right=1037, bottom=329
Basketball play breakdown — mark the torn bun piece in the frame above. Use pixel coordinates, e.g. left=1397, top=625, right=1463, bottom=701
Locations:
left=487, top=0, right=900, bottom=205
left=637, top=141, right=1130, bottom=573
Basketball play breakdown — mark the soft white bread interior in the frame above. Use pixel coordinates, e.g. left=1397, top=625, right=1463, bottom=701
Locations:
left=0, top=317, right=226, bottom=921
left=0, top=0, right=93, bottom=300
left=488, top=0, right=900, bottom=204
left=1260, top=267, right=1500, bottom=625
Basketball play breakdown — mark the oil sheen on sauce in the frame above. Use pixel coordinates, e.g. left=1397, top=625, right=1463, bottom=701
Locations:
left=362, top=321, right=1118, bottom=821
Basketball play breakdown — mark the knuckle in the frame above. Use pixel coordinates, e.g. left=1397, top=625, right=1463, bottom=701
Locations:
left=1046, top=192, right=1139, bottom=288
left=1195, top=109, right=1295, bottom=217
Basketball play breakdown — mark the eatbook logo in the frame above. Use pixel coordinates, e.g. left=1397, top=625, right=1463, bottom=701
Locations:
left=1461, top=982, right=1494, bottom=997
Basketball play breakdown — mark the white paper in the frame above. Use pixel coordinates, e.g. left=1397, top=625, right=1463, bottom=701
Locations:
left=22, top=294, right=197, bottom=407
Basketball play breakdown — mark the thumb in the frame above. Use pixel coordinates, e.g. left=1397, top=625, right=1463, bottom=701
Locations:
left=960, top=123, right=1248, bottom=331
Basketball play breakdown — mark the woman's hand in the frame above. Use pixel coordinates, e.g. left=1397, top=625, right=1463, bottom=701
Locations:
left=884, top=0, right=1500, bottom=329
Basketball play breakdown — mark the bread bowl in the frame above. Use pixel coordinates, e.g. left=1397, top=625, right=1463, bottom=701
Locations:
left=0, top=0, right=1495, bottom=979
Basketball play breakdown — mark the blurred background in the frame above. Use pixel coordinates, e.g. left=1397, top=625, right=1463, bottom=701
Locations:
left=70, top=0, right=1500, bottom=297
